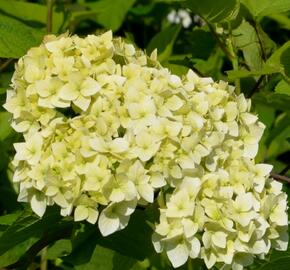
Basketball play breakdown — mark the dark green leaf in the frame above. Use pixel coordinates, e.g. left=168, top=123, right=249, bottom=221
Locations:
left=0, top=238, right=37, bottom=267
left=98, top=210, right=155, bottom=260
left=0, top=112, right=13, bottom=141
left=193, top=48, right=224, bottom=79
left=46, top=239, right=72, bottom=260
left=267, top=14, right=290, bottom=30
left=163, top=62, right=189, bottom=76
left=147, top=25, right=181, bottom=63
left=281, top=47, right=290, bottom=78
left=0, top=207, right=60, bottom=254
left=64, top=210, right=154, bottom=269
left=86, top=0, right=136, bottom=31
left=252, top=92, right=290, bottom=112
left=185, top=0, right=239, bottom=23
left=0, top=207, right=72, bottom=268
left=258, top=257, right=290, bottom=270
left=68, top=210, right=154, bottom=263
left=0, top=14, right=44, bottom=58
left=267, top=118, right=290, bottom=159
left=0, top=212, right=21, bottom=226
left=185, top=28, right=216, bottom=60
left=257, top=237, right=290, bottom=270
left=70, top=244, right=139, bottom=270
left=265, top=113, right=290, bottom=146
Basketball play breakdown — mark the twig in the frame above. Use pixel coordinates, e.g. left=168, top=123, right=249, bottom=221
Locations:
left=280, top=164, right=290, bottom=175
left=206, top=19, right=240, bottom=93
left=270, top=172, right=290, bottom=184
left=206, top=22, right=235, bottom=62
left=46, top=0, right=55, bottom=34
left=187, top=259, right=193, bottom=270
left=227, top=22, right=241, bottom=94
left=40, top=247, right=47, bottom=270
left=249, top=75, right=264, bottom=97
left=252, top=21, right=266, bottom=61
left=0, top=59, right=13, bottom=72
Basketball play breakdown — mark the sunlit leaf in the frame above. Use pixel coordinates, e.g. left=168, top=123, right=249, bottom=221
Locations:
left=0, top=14, right=44, bottom=58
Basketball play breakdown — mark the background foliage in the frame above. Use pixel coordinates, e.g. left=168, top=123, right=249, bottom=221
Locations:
left=0, top=0, right=290, bottom=269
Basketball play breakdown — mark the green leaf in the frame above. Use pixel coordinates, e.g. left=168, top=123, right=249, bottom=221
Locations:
left=64, top=210, right=154, bottom=269
left=0, top=112, right=13, bottom=141
left=252, top=92, right=290, bottom=112
left=178, top=26, right=216, bottom=60
left=0, top=212, right=21, bottom=226
left=266, top=41, right=290, bottom=78
left=258, top=257, right=290, bottom=270
left=193, top=48, right=224, bottom=79
left=98, top=211, right=154, bottom=260
left=185, top=0, right=239, bottom=23
left=281, top=46, right=290, bottom=78
left=130, top=3, right=155, bottom=16
left=0, top=207, right=72, bottom=268
left=267, top=14, right=290, bottom=30
left=67, top=210, right=154, bottom=264
left=0, top=208, right=59, bottom=254
left=0, top=187, right=19, bottom=212
left=265, top=113, right=290, bottom=146
left=0, top=87, right=6, bottom=94
left=0, top=14, right=44, bottom=58
left=228, top=41, right=290, bottom=80
left=233, top=20, right=263, bottom=71
left=253, top=104, right=275, bottom=163
left=0, top=0, right=64, bottom=33
left=154, top=0, right=185, bottom=2
left=147, top=25, right=181, bottom=63
left=86, top=0, right=136, bottom=31
left=275, top=80, right=290, bottom=95
left=0, top=238, right=38, bottom=268
left=227, top=66, right=278, bottom=80
left=163, top=62, right=189, bottom=76
left=241, top=0, right=290, bottom=18
left=70, top=243, right=139, bottom=270
left=255, top=227, right=290, bottom=269
left=46, top=239, right=72, bottom=260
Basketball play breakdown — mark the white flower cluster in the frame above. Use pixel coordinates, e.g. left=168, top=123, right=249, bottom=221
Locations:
left=4, top=32, right=288, bottom=269
left=167, top=9, right=192, bottom=28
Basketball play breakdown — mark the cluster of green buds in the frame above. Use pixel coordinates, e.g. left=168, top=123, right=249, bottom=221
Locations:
left=4, top=31, right=288, bottom=269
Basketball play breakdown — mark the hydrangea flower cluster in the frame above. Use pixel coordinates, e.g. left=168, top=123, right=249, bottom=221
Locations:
left=4, top=31, right=288, bottom=269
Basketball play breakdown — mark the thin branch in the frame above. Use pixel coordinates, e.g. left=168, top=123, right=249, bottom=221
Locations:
left=249, top=75, right=264, bottom=97
left=270, top=172, right=290, bottom=184
left=46, top=0, right=55, bottom=34
left=280, top=164, right=290, bottom=175
left=187, top=259, right=193, bottom=270
left=206, top=22, right=235, bottom=62
left=0, top=59, right=13, bottom=72
left=40, top=247, right=47, bottom=270
left=227, top=22, right=241, bottom=94
left=252, top=21, right=266, bottom=61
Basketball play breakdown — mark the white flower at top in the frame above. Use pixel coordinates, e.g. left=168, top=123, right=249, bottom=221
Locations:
left=167, top=9, right=192, bottom=28
left=4, top=31, right=288, bottom=270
